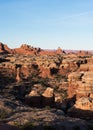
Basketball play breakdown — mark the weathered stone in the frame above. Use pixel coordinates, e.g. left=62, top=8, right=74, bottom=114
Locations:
left=68, top=72, right=83, bottom=82
left=68, top=97, right=93, bottom=119
left=79, top=64, right=89, bottom=71
left=42, top=87, right=55, bottom=107
left=82, top=71, right=93, bottom=83
left=25, top=90, right=42, bottom=107
left=75, top=97, right=93, bottom=110
left=89, top=93, right=93, bottom=98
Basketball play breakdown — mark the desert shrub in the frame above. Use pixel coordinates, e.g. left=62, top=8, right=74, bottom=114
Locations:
left=0, top=110, right=8, bottom=119
left=44, top=106, right=51, bottom=110
left=14, top=121, right=34, bottom=130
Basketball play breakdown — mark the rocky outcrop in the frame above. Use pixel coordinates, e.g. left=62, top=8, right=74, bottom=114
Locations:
left=0, top=42, right=12, bottom=54
left=16, top=68, right=21, bottom=82
left=1, top=42, right=93, bottom=123
left=79, top=64, right=89, bottom=71
left=56, top=47, right=64, bottom=54
left=25, top=87, right=55, bottom=108
left=82, top=71, right=93, bottom=83
left=42, top=87, right=55, bottom=107
left=77, top=50, right=91, bottom=56
left=0, top=95, right=91, bottom=130
left=67, top=69, right=93, bottom=119
left=13, top=44, right=42, bottom=55
left=68, top=71, right=93, bottom=99
left=25, top=90, right=42, bottom=107
left=68, top=97, right=93, bottom=119
left=68, top=72, right=83, bottom=98
left=74, top=97, right=93, bottom=110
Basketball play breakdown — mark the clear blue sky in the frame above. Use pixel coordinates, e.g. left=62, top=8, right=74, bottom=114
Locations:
left=0, top=0, right=93, bottom=50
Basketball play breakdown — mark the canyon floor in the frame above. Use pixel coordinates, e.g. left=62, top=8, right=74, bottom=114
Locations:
left=0, top=43, right=93, bottom=130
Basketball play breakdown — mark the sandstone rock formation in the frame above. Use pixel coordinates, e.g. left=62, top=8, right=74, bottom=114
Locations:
left=75, top=97, right=93, bottom=110
left=13, top=44, right=41, bottom=55
left=25, top=90, right=42, bottom=107
left=16, top=67, right=21, bottom=82
left=0, top=42, right=12, bottom=54
left=56, top=47, right=64, bottom=54
left=68, top=97, right=93, bottom=119
left=0, top=42, right=66, bottom=56
left=25, top=87, right=55, bottom=108
left=68, top=71, right=93, bottom=99
left=0, top=42, right=93, bottom=128
left=42, top=87, right=55, bottom=107
left=67, top=55, right=93, bottom=119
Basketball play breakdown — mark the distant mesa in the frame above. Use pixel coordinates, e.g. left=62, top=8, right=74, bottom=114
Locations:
left=0, top=42, right=92, bottom=56
left=0, top=42, right=42, bottom=55
left=13, top=44, right=41, bottom=55
left=0, top=42, right=65, bottom=55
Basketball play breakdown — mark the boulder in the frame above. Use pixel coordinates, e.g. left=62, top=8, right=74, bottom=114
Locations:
left=42, top=87, right=54, bottom=98
left=25, top=90, right=42, bottom=107
left=42, top=87, right=55, bottom=107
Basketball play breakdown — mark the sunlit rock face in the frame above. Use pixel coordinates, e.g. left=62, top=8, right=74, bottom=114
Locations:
left=75, top=97, right=93, bottom=110
left=68, top=71, right=93, bottom=99
left=68, top=97, right=93, bottom=119
left=0, top=42, right=12, bottom=54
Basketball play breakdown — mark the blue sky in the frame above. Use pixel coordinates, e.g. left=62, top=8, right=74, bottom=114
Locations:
left=0, top=0, right=93, bottom=50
